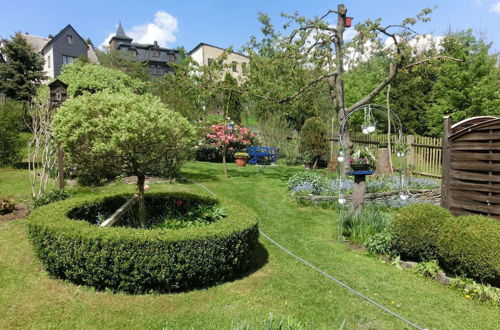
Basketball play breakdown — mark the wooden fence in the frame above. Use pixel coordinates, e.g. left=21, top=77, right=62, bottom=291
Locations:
left=349, top=132, right=443, bottom=178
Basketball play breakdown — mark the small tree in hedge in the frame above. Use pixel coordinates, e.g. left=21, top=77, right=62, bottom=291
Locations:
left=52, top=91, right=196, bottom=225
left=299, top=117, right=328, bottom=169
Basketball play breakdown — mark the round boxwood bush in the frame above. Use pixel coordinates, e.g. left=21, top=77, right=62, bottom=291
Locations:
left=391, top=204, right=452, bottom=261
left=437, top=215, right=500, bottom=286
left=28, top=191, right=259, bottom=293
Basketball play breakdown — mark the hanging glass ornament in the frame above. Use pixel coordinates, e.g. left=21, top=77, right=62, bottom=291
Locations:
left=367, top=124, right=376, bottom=133
left=361, top=124, right=369, bottom=135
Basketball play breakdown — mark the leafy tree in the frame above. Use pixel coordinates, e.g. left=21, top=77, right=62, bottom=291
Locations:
left=96, top=47, right=150, bottom=82
left=426, top=31, right=500, bottom=135
left=52, top=91, right=196, bottom=225
left=58, top=60, right=146, bottom=97
left=0, top=33, right=46, bottom=101
left=244, top=5, right=461, bottom=170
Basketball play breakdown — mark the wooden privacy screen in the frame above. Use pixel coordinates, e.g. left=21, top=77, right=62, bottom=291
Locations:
left=441, top=116, right=500, bottom=219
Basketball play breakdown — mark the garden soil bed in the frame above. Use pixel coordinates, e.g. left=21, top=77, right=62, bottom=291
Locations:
left=0, top=203, right=28, bottom=222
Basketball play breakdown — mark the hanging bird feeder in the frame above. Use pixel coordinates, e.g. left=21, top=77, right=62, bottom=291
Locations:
left=345, top=17, right=353, bottom=28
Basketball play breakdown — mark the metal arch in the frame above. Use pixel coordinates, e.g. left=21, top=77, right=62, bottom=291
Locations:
left=338, top=104, right=404, bottom=146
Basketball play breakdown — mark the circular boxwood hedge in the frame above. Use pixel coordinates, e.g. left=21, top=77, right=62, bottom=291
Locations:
left=28, top=192, right=259, bottom=293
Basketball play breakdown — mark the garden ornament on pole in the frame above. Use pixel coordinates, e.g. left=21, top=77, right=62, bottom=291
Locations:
left=336, top=104, right=407, bottom=216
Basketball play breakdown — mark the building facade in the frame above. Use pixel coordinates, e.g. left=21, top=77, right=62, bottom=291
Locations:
left=189, top=43, right=250, bottom=80
left=108, top=23, right=180, bottom=76
left=8, top=25, right=99, bottom=78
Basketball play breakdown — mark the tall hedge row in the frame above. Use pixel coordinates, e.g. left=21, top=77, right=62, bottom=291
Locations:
left=28, top=192, right=259, bottom=293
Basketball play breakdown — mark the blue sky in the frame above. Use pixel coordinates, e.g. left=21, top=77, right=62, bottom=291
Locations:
left=1, top=0, right=500, bottom=52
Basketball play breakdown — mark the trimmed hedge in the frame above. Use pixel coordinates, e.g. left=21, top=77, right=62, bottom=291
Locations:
left=437, top=215, right=500, bottom=286
left=28, top=192, right=259, bottom=293
left=391, top=204, right=452, bottom=261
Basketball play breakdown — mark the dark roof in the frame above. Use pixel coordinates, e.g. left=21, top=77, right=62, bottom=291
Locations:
left=116, top=22, right=127, bottom=37
left=188, top=42, right=249, bottom=59
left=48, top=78, right=68, bottom=88
left=41, top=24, right=89, bottom=53
left=118, top=42, right=179, bottom=52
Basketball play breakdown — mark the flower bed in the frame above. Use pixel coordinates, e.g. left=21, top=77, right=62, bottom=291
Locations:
left=28, top=192, right=259, bottom=293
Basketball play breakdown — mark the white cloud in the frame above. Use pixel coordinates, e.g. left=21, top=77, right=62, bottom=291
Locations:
left=100, top=10, right=178, bottom=49
left=490, top=1, right=500, bottom=13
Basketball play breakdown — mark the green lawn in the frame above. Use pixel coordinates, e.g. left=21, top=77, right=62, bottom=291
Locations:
left=0, top=162, right=498, bottom=329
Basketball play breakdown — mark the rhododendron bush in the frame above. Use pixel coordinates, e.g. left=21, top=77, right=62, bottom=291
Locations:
left=196, top=124, right=258, bottom=162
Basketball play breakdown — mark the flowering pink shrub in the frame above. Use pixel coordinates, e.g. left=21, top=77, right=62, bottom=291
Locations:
left=196, top=123, right=259, bottom=162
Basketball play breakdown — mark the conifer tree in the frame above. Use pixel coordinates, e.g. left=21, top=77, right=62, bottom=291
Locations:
left=0, top=33, right=46, bottom=101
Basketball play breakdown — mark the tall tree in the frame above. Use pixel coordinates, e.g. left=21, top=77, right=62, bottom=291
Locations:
left=244, top=4, right=462, bottom=170
left=0, top=33, right=46, bottom=101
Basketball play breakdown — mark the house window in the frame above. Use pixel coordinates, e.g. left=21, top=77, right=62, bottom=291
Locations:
left=62, top=55, right=76, bottom=65
left=152, top=50, right=160, bottom=57
left=232, top=61, right=238, bottom=72
left=67, top=35, right=73, bottom=44
left=156, top=66, right=162, bottom=75
left=207, top=58, right=213, bottom=66
left=47, top=55, right=51, bottom=68
left=150, top=65, right=155, bottom=75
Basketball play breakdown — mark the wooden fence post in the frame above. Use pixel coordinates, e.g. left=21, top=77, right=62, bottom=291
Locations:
left=440, top=116, right=452, bottom=209
left=406, top=135, right=415, bottom=172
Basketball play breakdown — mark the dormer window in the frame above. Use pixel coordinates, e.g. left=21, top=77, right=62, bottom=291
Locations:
left=152, top=50, right=160, bottom=57
left=67, top=35, right=73, bottom=44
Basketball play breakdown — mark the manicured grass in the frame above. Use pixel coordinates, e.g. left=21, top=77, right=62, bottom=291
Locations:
left=0, top=162, right=498, bottom=329
left=0, top=167, right=32, bottom=199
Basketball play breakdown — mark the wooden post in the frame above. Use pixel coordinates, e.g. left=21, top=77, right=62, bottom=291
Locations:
left=57, top=142, right=65, bottom=191
left=350, top=174, right=367, bottom=216
left=407, top=135, right=415, bottom=173
left=100, top=194, right=139, bottom=227
left=440, top=116, right=452, bottom=209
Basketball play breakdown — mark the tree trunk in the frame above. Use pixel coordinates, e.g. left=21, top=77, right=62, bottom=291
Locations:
left=137, top=174, right=146, bottom=227
left=350, top=174, right=367, bottom=216
left=333, top=4, right=351, bottom=176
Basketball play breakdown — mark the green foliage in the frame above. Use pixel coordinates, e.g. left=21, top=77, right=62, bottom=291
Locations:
left=451, top=277, right=500, bottom=305
left=437, top=215, right=500, bottom=286
left=0, top=33, right=46, bottom=100
left=32, top=190, right=70, bottom=209
left=234, top=152, right=249, bottom=159
left=28, top=191, right=259, bottom=293
left=411, top=260, right=442, bottom=278
left=153, top=204, right=228, bottom=230
left=232, top=313, right=310, bottom=330
left=341, top=206, right=393, bottom=244
left=391, top=204, right=451, bottom=261
left=0, top=98, right=23, bottom=165
left=299, top=117, right=328, bottom=166
left=52, top=91, right=196, bottom=185
left=388, top=30, right=500, bottom=136
left=96, top=48, right=150, bottom=81
left=0, top=198, right=16, bottom=215
left=58, top=60, right=146, bottom=97
left=287, top=171, right=324, bottom=195
left=364, top=232, right=393, bottom=255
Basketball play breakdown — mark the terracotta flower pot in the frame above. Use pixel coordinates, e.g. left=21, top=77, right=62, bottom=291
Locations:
left=235, top=158, right=248, bottom=167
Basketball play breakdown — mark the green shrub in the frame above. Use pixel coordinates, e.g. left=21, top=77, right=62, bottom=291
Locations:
left=299, top=117, right=328, bottom=167
left=287, top=171, right=324, bottom=195
left=28, top=191, right=259, bottom=293
left=437, top=215, right=500, bottom=286
left=391, top=204, right=452, bottom=261
left=32, top=190, right=71, bottom=209
left=364, top=232, right=393, bottom=255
